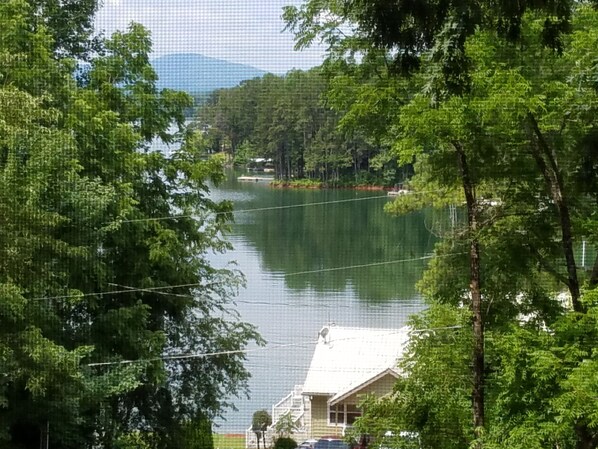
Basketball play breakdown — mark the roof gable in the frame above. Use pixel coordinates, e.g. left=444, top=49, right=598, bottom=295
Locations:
left=329, top=368, right=400, bottom=405
left=302, top=325, right=409, bottom=396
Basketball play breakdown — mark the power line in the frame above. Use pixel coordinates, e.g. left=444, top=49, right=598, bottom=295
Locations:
left=29, top=252, right=464, bottom=303
left=25, top=190, right=454, bottom=301
left=86, top=331, right=371, bottom=367
left=22, top=188, right=460, bottom=370
left=285, top=254, right=446, bottom=277
left=109, top=283, right=426, bottom=310
left=409, top=325, right=463, bottom=334
left=118, top=195, right=389, bottom=223
left=86, top=342, right=311, bottom=367
left=29, top=282, right=206, bottom=302
left=107, top=282, right=197, bottom=299
left=86, top=326, right=462, bottom=368
left=114, top=188, right=449, bottom=224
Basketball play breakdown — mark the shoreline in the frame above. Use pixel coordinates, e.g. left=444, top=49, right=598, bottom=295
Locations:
left=269, top=181, right=392, bottom=191
left=235, top=173, right=404, bottom=192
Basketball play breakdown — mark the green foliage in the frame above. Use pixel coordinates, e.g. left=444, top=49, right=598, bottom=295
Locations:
left=195, top=69, right=406, bottom=186
left=0, top=2, right=262, bottom=448
left=482, top=291, right=598, bottom=449
left=284, top=0, right=572, bottom=94
left=28, top=0, right=100, bottom=57
left=252, top=410, right=272, bottom=449
left=159, top=415, right=214, bottom=449
left=271, top=179, right=323, bottom=189
left=286, top=1, right=598, bottom=448
left=252, top=410, right=272, bottom=432
left=234, top=141, right=258, bottom=166
left=273, top=412, right=298, bottom=438
left=115, top=432, right=152, bottom=449
left=273, top=437, right=298, bottom=449
left=351, top=304, right=473, bottom=449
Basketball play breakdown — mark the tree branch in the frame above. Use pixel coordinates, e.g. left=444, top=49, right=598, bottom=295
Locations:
left=530, top=246, right=571, bottom=288
left=527, top=112, right=582, bottom=312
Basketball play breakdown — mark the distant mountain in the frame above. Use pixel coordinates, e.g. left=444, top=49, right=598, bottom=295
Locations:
left=152, top=53, right=268, bottom=95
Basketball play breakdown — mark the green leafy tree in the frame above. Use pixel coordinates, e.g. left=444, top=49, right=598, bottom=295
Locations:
left=0, top=2, right=262, bottom=448
left=273, top=412, right=298, bottom=439
left=196, top=68, right=394, bottom=185
left=27, top=0, right=100, bottom=57
left=252, top=410, right=272, bottom=449
left=350, top=305, right=472, bottom=449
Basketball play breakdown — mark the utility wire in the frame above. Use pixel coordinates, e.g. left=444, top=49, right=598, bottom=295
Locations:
left=284, top=253, right=452, bottom=277
left=30, top=252, right=464, bottom=303
left=27, top=188, right=455, bottom=302
left=86, top=326, right=462, bottom=368
left=87, top=342, right=310, bottom=367
left=23, top=189, right=462, bottom=366
left=107, top=282, right=425, bottom=310
left=114, top=188, right=450, bottom=224
left=107, top=282, right=195, bottom=299
left=118, top=195, right=389, bottom=223
left=29, top=282, right=206, bottom=302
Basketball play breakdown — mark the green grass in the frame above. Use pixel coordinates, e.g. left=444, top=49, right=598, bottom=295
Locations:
left=213, top=433, right=246, bottom=449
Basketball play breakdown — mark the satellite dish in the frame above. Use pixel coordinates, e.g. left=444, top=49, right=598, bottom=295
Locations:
left=319, top=326, right=329, bottom=343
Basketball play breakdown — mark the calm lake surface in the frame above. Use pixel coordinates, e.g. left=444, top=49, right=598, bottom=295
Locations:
left=208, top=170, right=440, bottom=433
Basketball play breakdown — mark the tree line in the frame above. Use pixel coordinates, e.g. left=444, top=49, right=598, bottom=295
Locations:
left=195, top=68, right=412, bottom=186
left=0, top=1, right=260, bottom=448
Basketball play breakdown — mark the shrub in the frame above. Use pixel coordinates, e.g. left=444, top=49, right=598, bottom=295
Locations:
left=274, top=437, right=298, bottom=449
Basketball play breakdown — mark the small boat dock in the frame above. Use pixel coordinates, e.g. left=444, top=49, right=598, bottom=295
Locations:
left=387, top=189, right=411, bottom=197
left=237, top=176, right=273, bottom=183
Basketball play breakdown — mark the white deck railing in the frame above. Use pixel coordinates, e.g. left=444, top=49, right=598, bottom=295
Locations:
left=246, top=385, right=307, bottom=449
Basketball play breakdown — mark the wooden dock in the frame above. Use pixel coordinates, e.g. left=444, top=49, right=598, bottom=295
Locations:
left=387, top=189, right=411, bottom=196
left=237, top=176, right=273, bottom=183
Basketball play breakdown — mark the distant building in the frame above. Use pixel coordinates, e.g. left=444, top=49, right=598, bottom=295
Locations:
left=303, top=325, right=409, bottom=438
left=246, top=325, right=409, bottom=448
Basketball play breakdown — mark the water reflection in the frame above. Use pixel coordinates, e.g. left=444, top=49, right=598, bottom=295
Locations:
left=212, top=171, right=438, bottom=301
left=208, top=171, right=441, bottom=432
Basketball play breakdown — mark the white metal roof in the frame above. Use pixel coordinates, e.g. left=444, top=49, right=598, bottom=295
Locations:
left=302, top=325, right=410, bottom=397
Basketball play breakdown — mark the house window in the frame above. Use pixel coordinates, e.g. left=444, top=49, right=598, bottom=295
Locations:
left=329, top=404, right=344, bottom=425
left=328, top=403, right=361, bottom=426
left=346, top=404, right=361, bottom=425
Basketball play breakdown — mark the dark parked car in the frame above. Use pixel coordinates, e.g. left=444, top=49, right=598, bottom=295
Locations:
left=314, top=437, right=353, bottom=449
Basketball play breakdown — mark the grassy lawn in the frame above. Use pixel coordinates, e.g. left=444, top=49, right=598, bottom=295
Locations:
left=213, top=433, right=246, bottom=449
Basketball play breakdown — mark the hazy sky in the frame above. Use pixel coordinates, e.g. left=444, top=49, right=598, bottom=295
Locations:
left=94, top=0, right=327, bottom=74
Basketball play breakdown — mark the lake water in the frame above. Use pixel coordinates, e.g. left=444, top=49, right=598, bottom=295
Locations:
left=208, top=170, right=440, bottom=433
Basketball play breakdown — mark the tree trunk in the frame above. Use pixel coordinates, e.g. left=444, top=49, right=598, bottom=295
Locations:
left=527, top=115, right=594, bottom=449
left=527, top=113, right=582, bottom=312
left=276, top=147, right=283, bottom=181
left=589, top=254, right=598, bottom=288
left=454, top=142, right=484, bottom=445
left=575, top=423, right=598, bottom=449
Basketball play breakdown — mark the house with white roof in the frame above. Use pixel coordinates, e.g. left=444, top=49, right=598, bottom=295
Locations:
left=246, top=325, right=410, bottom=448
left=302, top=324, right=410, bottom=438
